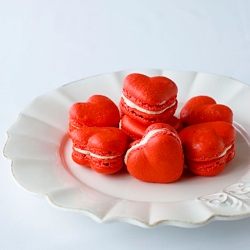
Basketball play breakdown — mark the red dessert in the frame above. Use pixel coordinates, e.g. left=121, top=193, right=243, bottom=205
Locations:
left=178, top=121, right=236, bottom=176
left=120, top=73, right=178, bottom=125
left=71, top=127, right=129, bottom=174
left=180, top=95, right=233, bottom=126
left=67, top=73, right=237, bottom=182
left=68, top=95, right=120, bottom=135
left=125, top=123, right=184, bottom=183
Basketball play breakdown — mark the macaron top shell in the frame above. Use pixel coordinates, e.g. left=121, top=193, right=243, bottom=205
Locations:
left=87, top=127, right=129, bottom=156
left=125, top=123, right=184, bottom=183
left=122, top=73, right=178, bottom=109
left=71, top=127, right=100, bottom=148
left=71, top=127, right=128, bottom=156
left=180, top=95, right=233, bottom=125
left=69, top=95, right=120, bottom=128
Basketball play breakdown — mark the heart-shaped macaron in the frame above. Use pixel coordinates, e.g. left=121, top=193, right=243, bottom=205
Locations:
left=180, top=95, right=233, bottom=126
left=71, top=127, right=129, bottom=174
left=120, top=73, right=178, bottom=125
left=125, top=123, right=184, bottom=183
left=69, top=95, right=120, bottom=134
left=178, top=121, right=236, bottom=176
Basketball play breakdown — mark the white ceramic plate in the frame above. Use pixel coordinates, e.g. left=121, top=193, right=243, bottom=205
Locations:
left=4, top=69, right=250, bottom=228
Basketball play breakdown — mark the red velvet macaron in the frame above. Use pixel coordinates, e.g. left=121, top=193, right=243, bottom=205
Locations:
left=68, top=95, right=120, bottom=135
left=180, top=95, right=233, bottom=126
left=125, top=123, right=184, bottom=183
left=71, top=127, right=129, bottom=174
left=178, top=121, right=236, bottom=176
left=120, top=73, right=178, bottom=125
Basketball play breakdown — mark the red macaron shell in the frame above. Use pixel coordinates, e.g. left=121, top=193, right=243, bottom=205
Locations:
left=121, top=115, right=183, bottom=142
left=165, top=115, right=183, bottom=133
left=122, top=73, right=178, bottom=106
left=87, top=128, right=128, bottom=158
left=180, top=95, right=233, bottom=126
left=68, top=95, right=120, bottom=134
left=71, top=127, right=129, bottom=174
left=89, top=156, right=126, bottom=175
left=178, top=121, right=236, bottom=176
left=71, top=127, right=101, bottom=166
left=125, top=123, right=184, bottom=183
left=120, top=73, right=178, bottom=125
left=121, top=115, right=148, bottom=141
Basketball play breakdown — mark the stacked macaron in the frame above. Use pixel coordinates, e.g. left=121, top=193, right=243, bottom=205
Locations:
left=71, top=127, right=129, bottom=174
left=119, top=73, right=182, bottom=141
left=67, top=73, right=236, bottom=182
left=68, top=94, right=129, bottom=174
left=178, top=95, right=235, bottom=176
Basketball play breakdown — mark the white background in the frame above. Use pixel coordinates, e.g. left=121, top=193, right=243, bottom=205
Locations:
left=1, top=0, right=250, bottom=249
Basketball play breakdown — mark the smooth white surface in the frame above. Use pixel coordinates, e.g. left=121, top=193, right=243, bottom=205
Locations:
left=1, top=0, right=250, bottom=249
left=5, top=70, right=250, bottom=229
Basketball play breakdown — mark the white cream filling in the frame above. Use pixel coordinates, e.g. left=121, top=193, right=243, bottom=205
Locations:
left=124, top=128, right=180, bottom=164
left=70, top=123, right=81, bottom=129
left=192, top=145, right=233, bottom=162
left=74, top=147, right=120, bottom=159
left=121, top=94, right=176, bottom=115
left=218, top=145, right=233, bottom=158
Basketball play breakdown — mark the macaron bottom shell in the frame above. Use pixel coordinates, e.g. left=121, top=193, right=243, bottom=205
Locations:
left=89, top=156, right=125, bottom=175
left=72, top=150, right=91, bottom=167
left=185, top=146, right=235, bottom=177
